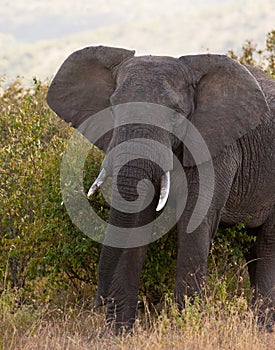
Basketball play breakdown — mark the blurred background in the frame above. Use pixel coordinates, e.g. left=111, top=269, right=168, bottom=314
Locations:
left=1, top=0, right=274, bottom=84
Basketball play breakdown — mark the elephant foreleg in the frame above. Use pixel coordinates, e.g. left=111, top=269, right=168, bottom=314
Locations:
left=106, top=245, right=148, bottom=333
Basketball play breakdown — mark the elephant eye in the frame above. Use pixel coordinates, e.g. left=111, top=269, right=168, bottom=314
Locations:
left=172, top=106, right=186, bottom=118
left=110, top=106, right=116, bottom=119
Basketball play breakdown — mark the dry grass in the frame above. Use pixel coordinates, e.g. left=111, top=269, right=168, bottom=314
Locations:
left=1, top=291, right=274, bottom=350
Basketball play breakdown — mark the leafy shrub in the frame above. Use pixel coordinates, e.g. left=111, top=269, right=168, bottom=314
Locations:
left=228, top=29, right=275, bottom=78
left=0, top=79, right=104, bottom=303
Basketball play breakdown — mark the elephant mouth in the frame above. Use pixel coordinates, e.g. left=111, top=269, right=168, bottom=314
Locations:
left=87, top=167, right=171, bottom=212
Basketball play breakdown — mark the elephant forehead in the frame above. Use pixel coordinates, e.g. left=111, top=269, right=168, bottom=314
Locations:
left=109, top=56, right=195, bottom=115
left=112, top=56, right=190, bottom=107
left=117, top=56, right=185, bottom=81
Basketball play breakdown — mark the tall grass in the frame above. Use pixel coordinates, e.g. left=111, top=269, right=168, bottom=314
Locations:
left=1, top=286, right=274, bottom=350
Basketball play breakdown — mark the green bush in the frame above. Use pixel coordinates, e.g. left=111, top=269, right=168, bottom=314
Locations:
left=0, top=79, right=104, bottom=303
left=0, top=31, right=274, bottom=307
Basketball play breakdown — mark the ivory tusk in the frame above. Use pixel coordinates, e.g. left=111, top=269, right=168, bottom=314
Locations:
left=87, top=168, right=107, bottom=198
left=156, top=171, right=170, bottom=212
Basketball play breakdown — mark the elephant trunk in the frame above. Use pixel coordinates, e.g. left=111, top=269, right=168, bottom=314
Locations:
left=93, top=123, right=174, bottom=328
left=94, top=161, right=159, bottom=328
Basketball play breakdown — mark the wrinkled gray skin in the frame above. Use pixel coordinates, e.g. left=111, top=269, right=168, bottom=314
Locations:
left=47, top=46, right=275, bottom=333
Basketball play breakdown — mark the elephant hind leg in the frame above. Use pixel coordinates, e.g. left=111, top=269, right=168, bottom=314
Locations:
left=243, top=228, right=258, bottom=290
left=174, top=209, right=221, bottom=309
left=253, top=208, right=275, bottom=332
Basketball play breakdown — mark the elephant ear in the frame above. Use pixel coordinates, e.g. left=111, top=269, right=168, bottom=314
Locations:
left=47, top=46, right=135, bottom=152
left=245, top=65, right=275, bottom=107
left=179, top=54, right=269, bottom=166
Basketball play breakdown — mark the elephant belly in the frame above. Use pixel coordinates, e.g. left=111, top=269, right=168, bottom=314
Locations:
left=220, top=178, right=274, bottom=228
left=219, top=125, right=274, bottom=229
left=220, top=203, right=273, bottom=228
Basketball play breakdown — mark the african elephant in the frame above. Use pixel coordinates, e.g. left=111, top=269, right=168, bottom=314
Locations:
left=47, top=46, right=275, bottom=333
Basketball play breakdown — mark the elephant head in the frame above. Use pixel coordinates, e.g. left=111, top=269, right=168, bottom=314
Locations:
left=47, top=46, right=268, bottom=331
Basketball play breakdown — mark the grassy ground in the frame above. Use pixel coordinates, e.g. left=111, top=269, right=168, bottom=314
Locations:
left=1, top=289, right=274, bottom=350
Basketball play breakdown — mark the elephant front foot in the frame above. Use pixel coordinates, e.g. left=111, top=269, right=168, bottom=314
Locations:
left=96, top=310, right=134, bottom=338
left=174, top=280, right=205, bottom=312
left=255, top=311, right=274, bottom=333
left=253, top=300, right=274, bottom=333
left=96, top=297, right=136, bottom=336
left=247, top=288, right=274, bottom=333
